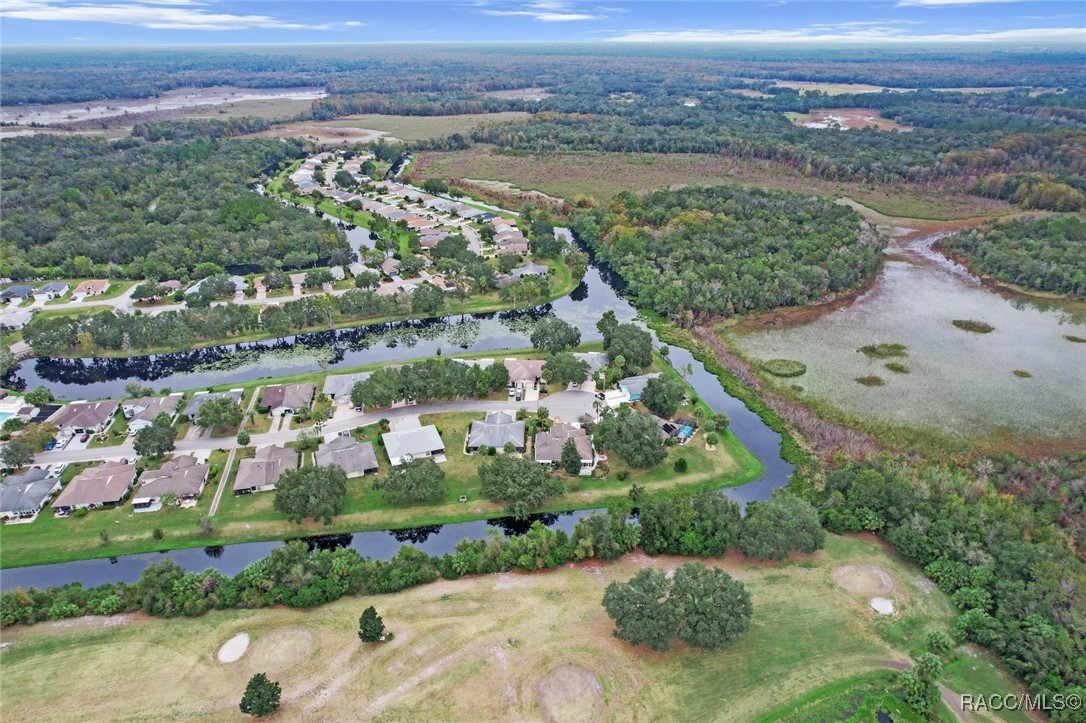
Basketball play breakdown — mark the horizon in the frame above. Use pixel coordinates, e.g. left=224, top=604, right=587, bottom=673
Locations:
left=1, top=1, right=1083, bottom=47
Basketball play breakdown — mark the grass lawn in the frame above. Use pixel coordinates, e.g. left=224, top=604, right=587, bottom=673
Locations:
left=0, top=535, right=1027, bottom=721
left=412, top=147, right=1014, bottom=221
left=287, top=111, right=532, bottom=141
left=87, top=414, right=128, bottom=448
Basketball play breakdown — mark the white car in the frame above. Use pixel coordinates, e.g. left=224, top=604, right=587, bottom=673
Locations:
left=49, top=463, right=68, bottom=479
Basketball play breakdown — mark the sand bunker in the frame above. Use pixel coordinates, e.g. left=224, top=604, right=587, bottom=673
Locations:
left=218, top=633, right=250, bottom=663
left=247, top=628, right=316, bottom=675
left=536, top=664, right=604, bottom=722
left=833, top=564, right=896, bottom=597
left=870, top=597, right=896, bottom=615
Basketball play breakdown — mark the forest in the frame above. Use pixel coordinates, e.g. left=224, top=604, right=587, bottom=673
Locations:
left=808, top=453, right=1086, bottom=719
left=940, top=216, right=1086, bottom=298
left=0, top=135, right=347, bottom=281
left=570, top=185, right=882, bottom=321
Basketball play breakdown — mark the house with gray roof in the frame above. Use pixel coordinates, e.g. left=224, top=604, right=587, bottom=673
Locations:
left=504, top=358, right=545, bottom=388
left=572, top=351, right=610, bottom=376
left=234, top=445, right=298, bottom=494
left=183, top=390, right=243, bottom=421
left=466, top=411, right=525, bottom=453
left=323, top=373, right=372, bottom=405
left=618, top=373, right=662, bottom=402
left=132, top=455, right=209, bottom=511
left=512, top=262, right=548, bottom=279
left=1, top=285, right=34, bottom=302
left=1, top=467, right=61, bottom=522
left=0, top=309, right=32, bottom=330
left=34, top=282, right=70, bottom=301
left=535, top=422, right=597, bottom=475
left=382, top=415, right=446, bottom=466
left=315, top=436, right=379, bottom=477
left=261, top=383, right=315, bottom=416
left=122, top=393, right=182, bottom=432
left=52, top=460, right=137, bottom=514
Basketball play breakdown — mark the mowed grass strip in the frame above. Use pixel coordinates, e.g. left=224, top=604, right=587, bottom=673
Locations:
left=0, top=535, right=1028, bottom=722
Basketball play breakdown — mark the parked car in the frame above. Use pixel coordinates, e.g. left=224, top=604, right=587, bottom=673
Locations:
left=49, top=463, right=67, bottom=478
left=79, top=433, right=90, bottom=443
left=515, top=389, right=523, bottom=402
left=507, top=387, right=516, bottom=398
left=327, top=408, right=335, bottom=419
left=44, top=439, right=56, bottom=451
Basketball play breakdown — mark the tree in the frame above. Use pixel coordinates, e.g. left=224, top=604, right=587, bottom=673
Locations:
left=24, top=386, right=54, bottom=408
left=638, top=489, right=741, bottom=556
left=596, top=310, right=618, bottom=344
left=422, top=178, right=449, bottom=195
left=1, top=439, right=34, bottom=468
left=738, top=493, right=826, bottom=560
left=596, top=408, right=666, bottom=468
left=273, top=465, right=348, bottom=524
left=124, top=381, right=155, bottom=398
left=411, top=283, right=447, bottom=317
left=602, top=568, right=679, bottom=651
left=354, top=270, right=380, bottom=290
left=670, top=562, right=752, bottom=650
left=239, top=673, right=281, bottom=717
left=131, top=280, right=168, bottom=302
left=542, top=352, right=590, bottom=386
left=16, top=422, right=59, bottom=452
left=133, top=415, right=177, bottom=459
left=358, top=605, right=386, bottom=642
left=530, top=317, right=581, bottom=354
left=605, top=323, right=653, bottom=371
left=236, top=429, right=250, bottom=446
left=571, top=506, right=639, bottom=561
left=560, top=438, right=583, bottom=476
left=376, top=459, right=446, bottom=504
left=351, top=368, right=401, bottom=409
left=195, top=397, right=242, bottom=432
left=303, top=268, right=334, bottom=288
left=479, top=455, right=564, bottom=519
left=640, top=375, right=686, bottom=418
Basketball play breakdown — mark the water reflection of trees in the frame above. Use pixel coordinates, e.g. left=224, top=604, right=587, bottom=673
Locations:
left=389, top=525, right=443, bottom=544
left=487, top=511, right=570, bottom=536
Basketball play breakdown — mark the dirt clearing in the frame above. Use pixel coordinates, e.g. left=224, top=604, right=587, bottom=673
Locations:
left=536, top=664, right=604, bottom=722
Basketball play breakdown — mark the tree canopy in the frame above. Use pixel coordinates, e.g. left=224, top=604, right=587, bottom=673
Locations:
left=479, top=455, right=564, bottom=519
left=132, top=414, right=177, bottom=459
left=239, top=673, right=281, bottom=717
left=640, top=375, right=686, bottom=418
left=595, top=408, right=667, bottom=468
left=376, top=458, right=447, bottom=505
left=273, top=465, right=348, bottom=525
left=195, top=397, right=243, bottom=432
left=738, top=493, right=826, bottom=560
left=530, top=316, right=581, bottom=355
left=542, top=352, right=591, bottom=386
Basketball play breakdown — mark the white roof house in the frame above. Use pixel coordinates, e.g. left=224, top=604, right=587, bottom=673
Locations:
left=323, top=372, right=372, bottom=405
left=381, top=415, right=446, bottom=466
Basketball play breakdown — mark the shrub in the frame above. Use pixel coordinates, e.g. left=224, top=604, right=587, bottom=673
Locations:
left=760, top=358, right=807, bottom=377
left=673, top=458, right=688, bottom=473
left=239, top=673, right=281, bottom=717
left=616, top=470, right=629, bottom=481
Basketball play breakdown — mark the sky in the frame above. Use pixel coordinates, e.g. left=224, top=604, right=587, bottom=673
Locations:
left=0, top=0, right=1083, bottom=46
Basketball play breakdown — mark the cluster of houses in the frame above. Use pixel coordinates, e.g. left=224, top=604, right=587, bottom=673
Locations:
left=465, top=411, right=599, bottom=475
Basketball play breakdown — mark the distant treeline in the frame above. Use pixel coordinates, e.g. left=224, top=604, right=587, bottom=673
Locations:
left=571, top=185, right=881, bottom=322
left=940, top=215, right=1086, bottom=298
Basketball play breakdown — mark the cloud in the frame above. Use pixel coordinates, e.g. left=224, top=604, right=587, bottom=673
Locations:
left=1, top=0, right=360, bottom=31
left=605, top=25, right=1086, bottom=43
left=895, top=0, right=1022, bottom=6
left=476, top=1, right=600, bottom=22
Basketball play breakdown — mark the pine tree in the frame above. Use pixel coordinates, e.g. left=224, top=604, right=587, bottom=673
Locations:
left=358, top=605, right=385, bottom=642
left=239, top=673, right=281, bottom=717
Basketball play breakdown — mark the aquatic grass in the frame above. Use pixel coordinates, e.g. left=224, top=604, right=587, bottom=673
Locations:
left=1012, top=370, right=1032, bottom=378
left=761, top=358, right=807, bottom=377
left=884, top=362, right=909, bottom=374
left=854, top=375, right=886, bottom=387
left=952, top=319, right=994, bottom=333
left=857, top=343, right=907, bottom=359
left=1065, top=335, right=1086, bottom=343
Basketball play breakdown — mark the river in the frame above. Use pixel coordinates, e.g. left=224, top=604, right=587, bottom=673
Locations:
left=1, top=232, right=793, bottom=590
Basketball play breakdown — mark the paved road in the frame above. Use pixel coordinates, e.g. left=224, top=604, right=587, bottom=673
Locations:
left=32, top=390, right=598, bottom=467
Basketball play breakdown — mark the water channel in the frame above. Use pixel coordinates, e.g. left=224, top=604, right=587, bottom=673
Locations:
left=2, top=232, right=793, bottom=590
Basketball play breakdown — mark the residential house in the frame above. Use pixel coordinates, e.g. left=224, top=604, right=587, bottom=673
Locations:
left=131, top=455, right=210, bottom=511
left=261, top=383, right=315, bottom=417
left=52, top=460, right=137, bottom=514
left=233, top=445, right=298, bottom=494
left=535, top=422, right=597, bottom=475
left=0, top=309, right=32, bottom=330
left=477, top=212, right=500, bottom=222
left=466, top=411, right=525, bottom=453
left=618, top=373, right=662, bottom=402
left=72, top=279, right=110, bottom=298
left=329, top=266, right=346, bottom=282
left=315, top=436, right=380, bottom=477
left=183, top=390, right=243, bottom=422
left=159, top=280, right=183, bottom=294
left=496, top=242, right=529, bottom=256
left=596, top=388, right=629, bottom=409
left=1, top=467, right=61, bottom=522
left=504, top=358, right=545, bottom=389
left=512, top=262, right=548, bottom=279
left=323, top=372, right=372, bottom=406
left=380, top=257, right=402, bottom=277
left=381, top=415, right=446, bottom=466
left=122, top=394, right=182, bottom=432
left=572, top=351, right=610, bottom=377
left=0, top=285, right=34, bottom=303
left=50, top=401, right=119, bottom=436
left=34, top=282, right=70, bottom=301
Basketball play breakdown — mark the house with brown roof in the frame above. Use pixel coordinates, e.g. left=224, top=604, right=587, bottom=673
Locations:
left=381, top=257, right=402, bottom=277
left=233, top=445, right=298, bottom=494
left=50, top=401, right=119, bottom=436
left=315, top=436, right=380, bottom=477
left=72, top=279, right=110, bottom=298
left=261, top=383, right=315, bottom=416
left=132, top=455, right=210, bottom=511
left=534, top=422, right=597, bottom=476
left=52, top=460, right=137, bottom=514
left=504, top=358, right=545, bottom=388
left=496, top=242, right=529, bottom=256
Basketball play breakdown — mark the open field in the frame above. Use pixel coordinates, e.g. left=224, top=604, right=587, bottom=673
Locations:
left=786, top=108, right=914, bottom=132
left=412, top=147, right=1013, bottom=221
left=0, top=535, right=1028, bottom=721
left=256, top=111, right=531, bottom=143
